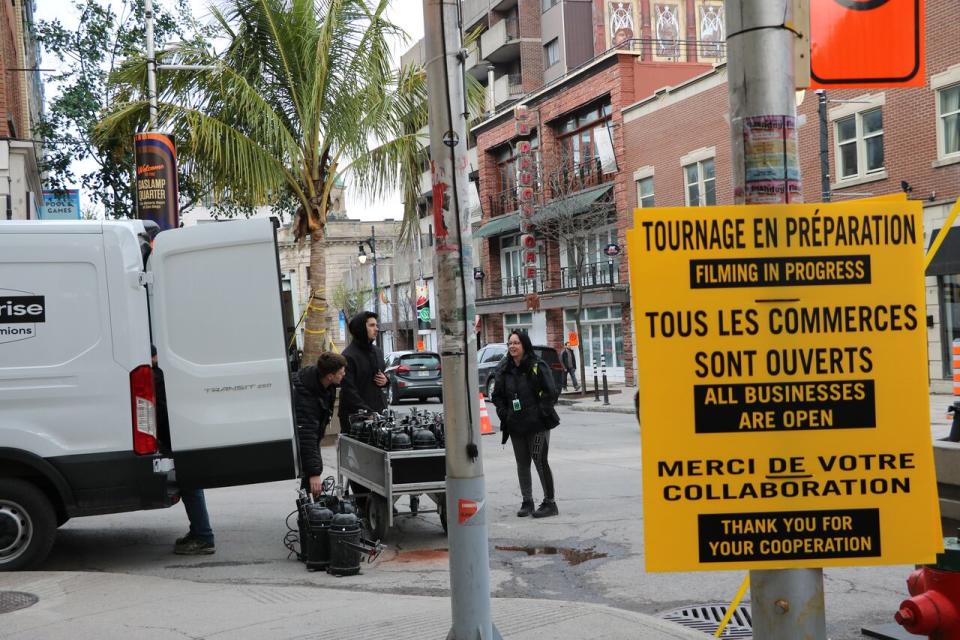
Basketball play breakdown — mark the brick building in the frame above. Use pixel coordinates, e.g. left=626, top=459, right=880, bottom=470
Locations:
left=621, top=0, right=960, bottom=388
left=473, top=50, right=712, bottom=384
left=1, top=0, right=42, bottom=219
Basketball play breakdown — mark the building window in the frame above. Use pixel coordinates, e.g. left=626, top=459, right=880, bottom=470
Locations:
left=636, top=176, right=654, bottom=208
left=542, top=0, right=560, bottom=10
left=564, top=306, right=624, bottom=370
left=554, top=99, right=614, bottom=192
left=504, top=312, right=534, bottom=335
left=683, top=158, right=716, bottom=206
left=500, top=235, right=545, bottom=296
left=835, top=108, right=884, bottom=181
left=544, top=38, right=560, bottom=68
left=938, top=83, right=960, bottom=160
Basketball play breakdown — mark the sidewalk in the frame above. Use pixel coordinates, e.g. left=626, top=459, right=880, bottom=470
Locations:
left=557, top=383, right=635, bottom=414
left=0, top=571, right=705, bottom=640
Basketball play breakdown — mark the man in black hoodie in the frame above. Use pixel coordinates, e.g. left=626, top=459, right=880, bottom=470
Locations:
left=338, top=311, right=388, bottom=424
left=292, top=352, right=347, bottom=496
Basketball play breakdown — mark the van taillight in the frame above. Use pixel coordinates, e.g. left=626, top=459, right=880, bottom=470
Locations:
left=130, top=365, right=158, bottom=455
left=550, top=362, right=564, bottom=371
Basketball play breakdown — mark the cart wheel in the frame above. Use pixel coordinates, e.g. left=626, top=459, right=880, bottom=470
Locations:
left=438, top=500, right=448, bottom=534
left=366, top=495, right=390, bottom=542
left=431, top=493, right=448, bottom=535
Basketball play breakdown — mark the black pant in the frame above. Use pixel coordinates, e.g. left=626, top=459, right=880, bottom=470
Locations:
left=510, top=430, right=554, bottom=502
left=562, top=368, right=578, bottom=389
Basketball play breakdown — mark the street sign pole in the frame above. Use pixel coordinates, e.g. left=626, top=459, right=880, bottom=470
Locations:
left=422, top=1, right=501, bottom=638
left=725, top=1, right=827, bottom=638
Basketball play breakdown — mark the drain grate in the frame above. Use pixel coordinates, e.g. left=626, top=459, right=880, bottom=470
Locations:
left=0, top=591, right=39, bottom=615
left=658, top=602, right=753, bottom=638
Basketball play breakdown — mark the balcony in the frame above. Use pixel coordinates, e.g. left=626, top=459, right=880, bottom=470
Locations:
left=560, top=260, right=621, bottom=289
left=465, top=42, right=487, bottom=81
left=547, top=157, right=616, bottom=199
left=419, top=169, right=432, bottom=197
left=481, top=16, right=520, bottom=64
left=493, top=72, right=524, bottom=107
left=461, top=0, right=489, bottom=32
left=496, top=269, right=548, bottom=298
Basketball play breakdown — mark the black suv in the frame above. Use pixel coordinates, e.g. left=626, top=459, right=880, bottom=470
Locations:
left=476, top=343, right=563, bottom=398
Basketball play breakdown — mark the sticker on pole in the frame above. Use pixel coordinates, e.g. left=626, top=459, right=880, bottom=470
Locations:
left=458, top=498, right=485, bottom=525
left=627, top=197, right=942, bottom=572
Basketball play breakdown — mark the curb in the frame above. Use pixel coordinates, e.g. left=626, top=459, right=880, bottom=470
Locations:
left=557, top=398, right=636, bottom=414
left=570, top=403, right=636, bottom=414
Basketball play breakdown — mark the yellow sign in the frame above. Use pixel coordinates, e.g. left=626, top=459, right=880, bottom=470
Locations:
left=627, top=198, right=942, bottom=572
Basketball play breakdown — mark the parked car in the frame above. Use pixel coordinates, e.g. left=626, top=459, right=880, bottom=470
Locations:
left=476, top=343, right=564, bottom=399
left=384, top=351, right=443, bottom=404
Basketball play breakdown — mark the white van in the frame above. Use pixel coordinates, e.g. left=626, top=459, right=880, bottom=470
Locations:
left=0, top=219, right=298, bottom=569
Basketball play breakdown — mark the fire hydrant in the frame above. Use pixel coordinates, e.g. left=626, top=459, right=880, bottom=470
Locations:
left=896, top=537, right=960, bottom=639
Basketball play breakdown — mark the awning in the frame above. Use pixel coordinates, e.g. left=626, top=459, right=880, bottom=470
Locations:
left=475, top=212, right=520, bottom=238
left=533, top=183, right=614, bottom=225
left=926, top=227, right=960, bottom=276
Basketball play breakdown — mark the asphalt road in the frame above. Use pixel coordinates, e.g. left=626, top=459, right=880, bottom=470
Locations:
left=38, top=400, right=909, bottom=639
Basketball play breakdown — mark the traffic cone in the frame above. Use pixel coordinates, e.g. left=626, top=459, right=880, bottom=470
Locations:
left=479, top=393, right=494, bottom=435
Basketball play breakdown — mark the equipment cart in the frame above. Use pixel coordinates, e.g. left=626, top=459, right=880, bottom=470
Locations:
left=336, top=434, right=448, bottom=541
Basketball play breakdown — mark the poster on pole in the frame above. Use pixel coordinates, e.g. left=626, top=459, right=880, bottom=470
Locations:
left=627, top=197, right=942, bottom=571
left=134, top=132, right=180, bottom=230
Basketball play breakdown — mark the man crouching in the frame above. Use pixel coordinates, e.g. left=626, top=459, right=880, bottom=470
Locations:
left=293, top=352, right=347, bottom=497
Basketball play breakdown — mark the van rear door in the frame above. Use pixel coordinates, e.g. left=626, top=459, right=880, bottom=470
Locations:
left=148, top=219, right=296, bottom=489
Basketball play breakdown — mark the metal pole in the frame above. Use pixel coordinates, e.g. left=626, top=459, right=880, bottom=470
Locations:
left=726, top=1, right=826, bottom=638
left=816, top=90, right=831, bottom=202
left=593, top=357, right=600, bottom=402
left=601, top=354, right=609, bottom=405
left=371, top=226, right=381, bottom=345
left=422, top=2, right=501, bottom=638
left=145, top=0, right=158, bottom=129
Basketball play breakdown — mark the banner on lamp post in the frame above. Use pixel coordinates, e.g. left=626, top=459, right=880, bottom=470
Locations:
left=134, top=132, right=180, bottom=230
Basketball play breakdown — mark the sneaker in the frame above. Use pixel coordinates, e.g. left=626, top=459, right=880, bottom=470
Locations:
left=174, top=537, right=215, bottom=555
left=532, top=500, right=559, bottom=518
left=516, top=500, right=535, bottom=517
left=174, top=533, right=194, bottom=546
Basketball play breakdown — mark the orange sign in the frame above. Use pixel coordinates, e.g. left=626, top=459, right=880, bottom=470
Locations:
left=567, top=332, right=579, bottom=347
left=810, top=0, right=924, bottom=88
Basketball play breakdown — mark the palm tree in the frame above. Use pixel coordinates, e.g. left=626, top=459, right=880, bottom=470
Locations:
left=96, top=0, right=427, bottom=363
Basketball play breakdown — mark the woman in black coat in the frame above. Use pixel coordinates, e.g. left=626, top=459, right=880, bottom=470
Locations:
left=492, top=330, right=560, bottom=518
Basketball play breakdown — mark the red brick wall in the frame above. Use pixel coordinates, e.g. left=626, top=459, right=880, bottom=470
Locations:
left=623, top=0, right=960, bottom=209
left=622, top=76, right=732, bottom=211
left=518, top=0, right=544, bottom=92
left=475, top=55, right=708, bottom=385
left=0, top=0, right=24, bottom=139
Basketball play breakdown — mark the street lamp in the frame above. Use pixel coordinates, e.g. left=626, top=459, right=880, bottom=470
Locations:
left=357, top=226, right=380, bottom=345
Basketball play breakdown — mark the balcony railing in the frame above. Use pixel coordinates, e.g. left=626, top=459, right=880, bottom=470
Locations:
left=479, top=269, right=549, bottom=298
left=560, top=260, right=621, bottom=289
left=548, top=157, right=616, bottom=199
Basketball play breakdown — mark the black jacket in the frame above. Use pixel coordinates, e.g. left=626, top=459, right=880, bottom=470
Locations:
left=491, top=353, right=558, bottom=438
left=561, top=347, right=576, bottom=370
left=338, top=312, right=387, bottom=423
left=292, top=365, right=337, bottom=478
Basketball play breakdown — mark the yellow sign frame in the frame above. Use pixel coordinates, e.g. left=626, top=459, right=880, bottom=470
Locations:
left=627, top=198, right=942, bottom=572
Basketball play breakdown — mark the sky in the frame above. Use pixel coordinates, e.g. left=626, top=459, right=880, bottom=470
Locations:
left=34, top=0, right=426, bottom=221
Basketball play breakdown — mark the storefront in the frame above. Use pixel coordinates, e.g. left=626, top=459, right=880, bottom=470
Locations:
left=563, top=305, right=625, bottom=382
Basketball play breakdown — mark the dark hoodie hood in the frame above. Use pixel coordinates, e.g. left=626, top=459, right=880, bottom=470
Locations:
left=348, top=311, right=378, bottom=348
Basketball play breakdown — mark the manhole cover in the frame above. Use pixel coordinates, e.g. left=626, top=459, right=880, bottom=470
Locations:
left=659, top=602, right=753, bottom=638
left=0, top=591, right=39, bottom=614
